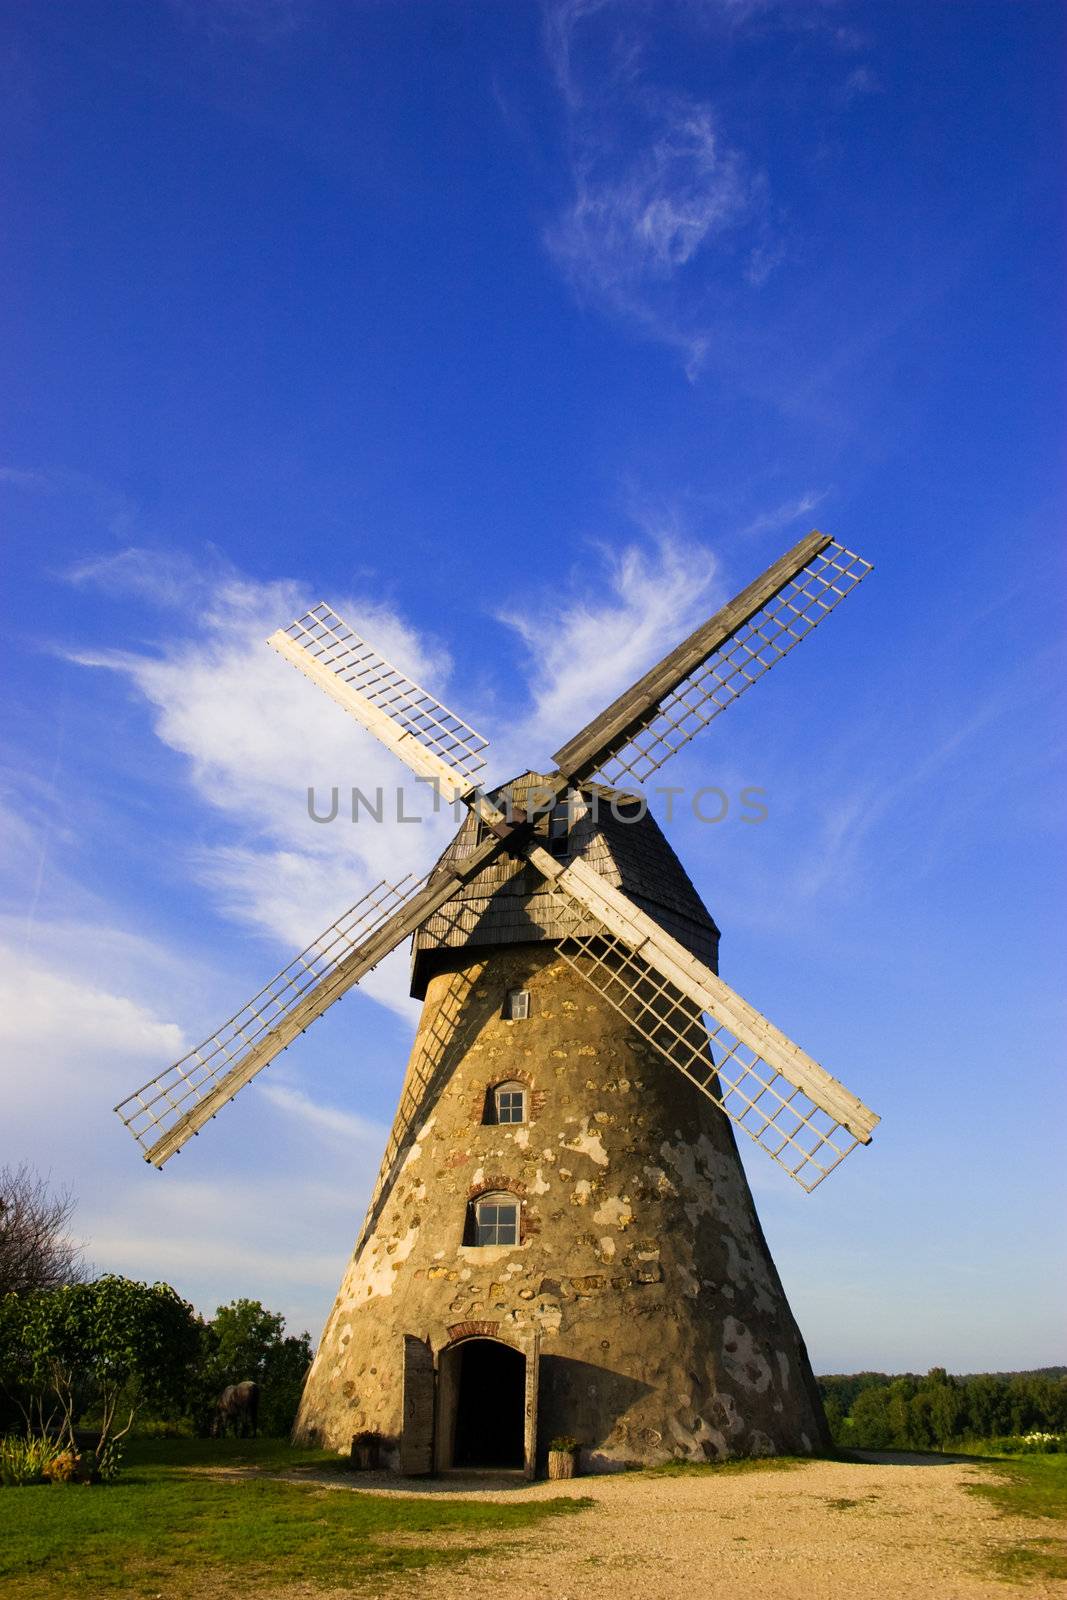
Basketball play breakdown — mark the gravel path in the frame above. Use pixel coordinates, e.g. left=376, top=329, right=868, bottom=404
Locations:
left=355, top=1457, right=1064, bottom=1600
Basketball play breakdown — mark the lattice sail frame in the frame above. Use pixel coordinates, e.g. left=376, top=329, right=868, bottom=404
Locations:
left=114, top=874, right=425, bottom=1157
left=114, top=536, right=880, bottom=1185
left=548, top=892, right=862, bottom=1191
left=273, top=602, right=489, bottom=791
left=596, top=540, right=872, bottom=787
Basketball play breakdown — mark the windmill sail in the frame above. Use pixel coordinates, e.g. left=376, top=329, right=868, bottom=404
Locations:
left=553, top=532, right=872, bottom=787
left=116, top=813, right=521, bottom=1168
left=527, top=847, right=878, bottom=1191
left=114, top=874, right=430, bottom=1168
left=269, top=603, right=489, bottom=802
left=118, top=528, right=880, bottom=1194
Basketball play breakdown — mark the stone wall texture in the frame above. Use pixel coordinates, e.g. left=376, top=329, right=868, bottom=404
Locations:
left=294, top=940, right=830, bottom=1471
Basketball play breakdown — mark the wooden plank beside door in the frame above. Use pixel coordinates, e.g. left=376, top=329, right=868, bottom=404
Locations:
left=523, top=1330, right=540, bottom=1480
left=400, top=1334, right=435, bottom=1475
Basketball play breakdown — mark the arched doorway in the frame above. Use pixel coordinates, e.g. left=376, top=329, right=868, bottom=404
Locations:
left=439, top=1338, right=526, bottom=1469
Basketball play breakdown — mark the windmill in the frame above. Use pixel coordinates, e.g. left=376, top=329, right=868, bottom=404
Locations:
left=115, top=529, right=879, bottom=1474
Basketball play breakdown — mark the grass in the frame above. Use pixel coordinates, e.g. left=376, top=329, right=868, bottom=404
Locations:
left=121, top=1436, right=349, bottom=1471
left=966, top=1453, right=1067, bottom=1586
left=644, top=1453, right=803, bottom=1477
left=0, top=1436, right=590, bottom=1599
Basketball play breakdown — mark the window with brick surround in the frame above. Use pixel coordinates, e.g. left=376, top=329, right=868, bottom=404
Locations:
left=472, top=1193, right=519, bottom=1246
left=493, top=1082, right=526, bottom=1124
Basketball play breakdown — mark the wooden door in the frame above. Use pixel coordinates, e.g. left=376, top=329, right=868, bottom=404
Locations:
left=400, top=1334, right=435, bottom=1475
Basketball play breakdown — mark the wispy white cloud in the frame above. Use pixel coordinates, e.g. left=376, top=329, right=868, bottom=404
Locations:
left=745, top=235, right=787, bottom=288
left=0, top=910, right=202, bottom=1193
left=84, top=1173, right=370, bottom=1332
left=546, top=98, right=754, bottom=374
left=738, top=490, right=827, bottom=540
left=548, top=102, right=751, bottom=375
left=0, top=887, right=383, bottom=1338
left=0, top=938, right=187, bottom=1114
left=702, top=631, right=1066, bottom=951
left=540, top=3, right=885, bottom=374
left=498, top=525, right=723, bottom=763
left=62, top=552, right=459, bottom=1018
left=88, top=1224, right=341, bottom=1293
left=542, top=2, right=767, bottom=374
left=65, top=545, right=228, bottom=611
left=494, top=491, right=841, bottom=775
left=549, top=96, right=749, bottom=287
left=1, top=464, right=139, bottom=540
left=790, top=676, right=1028, bottom=903
left=259, top=1082, right=387, bottom=1147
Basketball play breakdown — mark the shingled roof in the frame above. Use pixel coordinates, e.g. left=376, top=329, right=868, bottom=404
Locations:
left=410, top=771, right=720, bottom=998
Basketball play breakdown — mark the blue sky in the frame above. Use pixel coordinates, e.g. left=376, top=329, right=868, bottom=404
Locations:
left=2, top=0, right=1064, bottom=1373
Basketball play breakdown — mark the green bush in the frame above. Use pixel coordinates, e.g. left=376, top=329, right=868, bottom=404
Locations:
left=0, top=1276, right=201, bottom=1478
left=983, top=1433, right=1066, bottom=1456
left=0, top=1434, right=64, bottom=1487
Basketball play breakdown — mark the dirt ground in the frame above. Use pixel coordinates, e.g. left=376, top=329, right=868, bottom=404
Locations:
left=274, top=1454, right=1066, bottom=1600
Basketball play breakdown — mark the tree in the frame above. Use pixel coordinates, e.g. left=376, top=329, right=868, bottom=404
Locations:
left=966, top=1374, right=1010, bottom=1439
left=927, top=1374, right=964, bottom=1448
left=886, top=1377, right=915, bottom=1448
left=201, top=1299, right=312, bottom=1437
left=0, top=1166, right=85, bottom=1298
left=1, top=1276, right=200, bottom=1475
left=260, top=1328, right=313, bottom=1437
left=849, top=1385, right=893, bottom=1449
left=208, top=1298, right=286, bottom=1386
left=822, top=1392, right=845, bottom=1439
left=0, top=1293, right=38, bottom=1433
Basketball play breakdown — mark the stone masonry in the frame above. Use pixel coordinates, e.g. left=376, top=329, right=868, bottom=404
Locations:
left=294, top=937, right=830, bottom=1470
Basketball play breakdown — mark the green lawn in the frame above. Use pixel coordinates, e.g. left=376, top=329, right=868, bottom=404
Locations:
left=966, top=1454, right=1067, bottom=1585
left=0, top=1437, right=589, bottom=1599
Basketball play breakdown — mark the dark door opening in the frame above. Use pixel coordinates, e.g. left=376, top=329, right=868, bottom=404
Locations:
left=451, top=1339, right=526, bottom=1468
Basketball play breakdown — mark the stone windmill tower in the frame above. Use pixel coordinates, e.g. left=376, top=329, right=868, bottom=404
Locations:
left=115, top=531, right=880, bottom=1475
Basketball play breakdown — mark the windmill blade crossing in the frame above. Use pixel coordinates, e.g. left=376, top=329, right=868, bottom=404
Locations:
left=552, top=532, right=872, bottom=788
left=526, top=846, right=879, bottom=1191
left=269, top=603, right=489, bottom=803
left=115, top=827, right=517, bottom=1168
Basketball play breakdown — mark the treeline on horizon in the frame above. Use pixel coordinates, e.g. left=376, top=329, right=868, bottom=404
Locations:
left=817, top=1367, right=1067, bottom=1451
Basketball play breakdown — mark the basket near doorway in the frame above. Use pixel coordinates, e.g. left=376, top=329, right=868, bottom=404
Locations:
left=547, top=1436, right=580, bottom=1479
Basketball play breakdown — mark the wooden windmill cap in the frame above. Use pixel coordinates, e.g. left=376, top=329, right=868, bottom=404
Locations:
left=410, top=772, right=720, bottom=999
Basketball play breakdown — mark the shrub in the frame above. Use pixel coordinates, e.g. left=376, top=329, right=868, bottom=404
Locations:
left=984, top=1432, right=1066, bottom=1456
left=42, top=1447, right=88, bottom=1484
left=0, top=1276, right=200, bottom=1477
left=0, top=1434, right=64, bottom=1487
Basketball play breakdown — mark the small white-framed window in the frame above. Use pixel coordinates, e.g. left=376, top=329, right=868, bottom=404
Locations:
left=505, top=988, right=530, bottom=1021
left=494, top=1082, right=527, bottom=1125
left=473, top=1193, right=519, bottom=1246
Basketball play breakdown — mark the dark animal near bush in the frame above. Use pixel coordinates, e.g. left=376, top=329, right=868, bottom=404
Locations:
left=212, top=1381, right=260, bottom=1438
